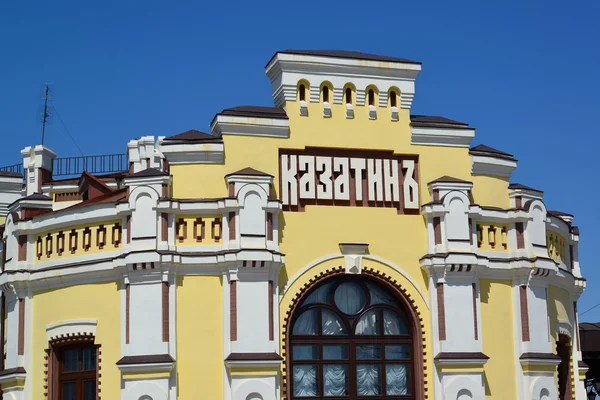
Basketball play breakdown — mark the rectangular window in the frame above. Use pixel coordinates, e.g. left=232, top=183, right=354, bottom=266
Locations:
left=57, top=345, right=97, bottom=400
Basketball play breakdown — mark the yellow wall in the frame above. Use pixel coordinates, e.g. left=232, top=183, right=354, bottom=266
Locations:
left=176, top=275, right=223, bottom=399
left=31, top=281, right=121, bottom=400
left=471, top=175, right=510, bottom=208
left=480, top=279, right=516, bottom=399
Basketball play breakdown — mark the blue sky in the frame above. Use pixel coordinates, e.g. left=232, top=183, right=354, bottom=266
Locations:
left=1, top=1, right=599, bottom=318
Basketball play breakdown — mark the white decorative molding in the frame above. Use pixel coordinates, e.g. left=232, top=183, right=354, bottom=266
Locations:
left=470, top=154, right=517, bottom=177
left=368, top=105, right=377, bottom=120
left=266, top=52, right=421, bottom=110
left=117, top=361, right=175, bottom=374
left=46, top=319, right=97, bottom=341
left=299, top=100, right=308, bottom=116
left=323, top=102, right=332, bottom=118
left=345, top=104, right=354, bottom=119
left=161, top=142, right=224, bottom=165
left=339, top=243, right=369, bottom=274
left=390, top=106, right=399, bottom=121
left=211, top=115, right=290, bottom=138
left=558, top=320, right=572, bottom=338
left=411, top=126, right=475, bottom=148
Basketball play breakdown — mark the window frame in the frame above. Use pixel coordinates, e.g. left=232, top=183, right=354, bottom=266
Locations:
left=48, top=336, right=99, bottom=400
left=288, top=275, right=418, bottom=400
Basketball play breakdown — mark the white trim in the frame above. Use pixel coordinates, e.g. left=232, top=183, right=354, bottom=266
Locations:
left=211, top=115, right=290, bottom=138
left=434, top=357, right=489, bottom=366
left=225, top=359, right=283, bottom=369
left=471, top=154, right=517, bottom=177
left=46, top=319, right=97, bottom=341
left=117, top=361, right=175, bottom=373
left=411, top=126, right=475, bottom=148
left=161, top=142, right=224, bottom=165
left=519, top=357, right=561, bottom=367
left=280, top=253, right=429, bottom=309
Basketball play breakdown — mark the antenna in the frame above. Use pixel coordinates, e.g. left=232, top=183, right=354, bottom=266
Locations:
left=41, top=84, right=50, bottom=145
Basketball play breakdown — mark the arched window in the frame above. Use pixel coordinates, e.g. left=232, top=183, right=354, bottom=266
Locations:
left=345, top=88, right=352, bottom=104
left=290, top=276, right=413, bottom=398
left=299, top=84, right=306, bottom=102
left=323, top=86, right=330, bottom=103
left=390, top=91, right=397, bottom=108
left=368, top=89, right=375, bottom=106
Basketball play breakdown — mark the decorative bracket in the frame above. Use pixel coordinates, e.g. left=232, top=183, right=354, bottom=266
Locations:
left=339, top=243, right=369, bottom=274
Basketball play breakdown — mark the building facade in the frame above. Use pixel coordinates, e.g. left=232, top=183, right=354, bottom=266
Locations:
left=0, top=50, right=587, bottom=400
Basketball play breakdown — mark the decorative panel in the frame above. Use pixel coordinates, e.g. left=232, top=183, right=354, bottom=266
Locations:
left=546, top=232, right=566, bottom=264
left=476, top=223, right=509, bottom=252
left=175, top=215, right=222, bottom=246
left=34, top=220, right=122, bottom=263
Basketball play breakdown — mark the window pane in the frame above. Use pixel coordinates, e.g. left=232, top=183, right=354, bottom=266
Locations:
left=366, top=281, right=399, bottom=307
left=323, top=344, right=348, bottom=360
left=334, top=282, right=365, bottom=315
left=322, top=310, right=347, bottom=335
left=293, top=345, right=318, bottom=360
left=83, top=380, right=96, bottom=400
left=302, top=282, right=332, bottom=306
left=82, top=347, right=96, bottom=371
left=355, top=310, right=379, bottom=335
left=62, top=382, right=76, bottom=400
left=62, top=349, right=79, bottom=372
left=357, top=344, right=380, bottom=360
left=384, top=309, right=408, bottom=335
left=293, top=309, right=317, bottom=335
left=356, top=364, right=380, bottom=395
left=386, top=364, right=409, bottom=395
left=324, top=364, right=348, bottom=396
left=385, top=344, right=410, bottom=360
left=293, top=365, right=317, bottom=397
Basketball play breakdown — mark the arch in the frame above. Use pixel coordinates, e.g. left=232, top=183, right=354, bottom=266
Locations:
left=530, top=376, right=558, bottom=400
left=280, top=254, right=429, bottom=308
left=234, top=379, right=274, bottom=400
left=388, top=87, right=400, bottom=108
left=128, top=185, right=160, bottom=210
left=126, top=380, right=167, bottom=400
left=528, top=200, right=547, bottom=247
left=320, top=81, right=333, bottom=103
left=365, top=85, right=379, bottom=106
left=443, top=191, right=470, bottom=241
left=297, top=80, right=309, bottom=102
left=236, top=183, right=269, bottom=208
left=284, top=268, right=425, bottom=400
left=457, top=389, right=473, bottom=400
left=343, top=83, right=356, bottom=105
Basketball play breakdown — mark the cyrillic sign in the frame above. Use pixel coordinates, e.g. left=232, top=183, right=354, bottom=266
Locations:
left=279, top=149, right=419, bottom=213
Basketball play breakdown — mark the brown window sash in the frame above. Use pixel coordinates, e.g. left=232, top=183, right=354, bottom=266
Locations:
left=18, top=298, right=25, bottom=355
left=268, top=281, right=274, bottom=341
left=437, top=283, right=446, bottom=340
left=472, top=283, right=478, bottom=340
left=162, top=282, right=169, bottom=342
left=433, top=217, right=442, bottom=245
left=520, top=285, right=530, bottom=342
left=125, top=284, right=130, bottom=344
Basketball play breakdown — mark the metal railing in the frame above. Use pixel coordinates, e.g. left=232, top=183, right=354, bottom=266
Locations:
left=53, top=154, right=129, bottom=177
left=0, top=163, right=23, bottom=175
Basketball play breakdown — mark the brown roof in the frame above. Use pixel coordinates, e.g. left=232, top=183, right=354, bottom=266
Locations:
left=225, top=167, right=273, bottom=177
left=116, top=354, right=174, bottom=365
left=21, top=193, right=52, bottom=201
left=62, top=188, right=127, bottom=211
left=79, top=171, right=114, bottom=193
left=47, top=172, right=126, bottom=186
left=410, top=115, right=469, bottom=127
left=220, top=106, right=288, bottom=120
left=548, top=210, right=574, bottom=218
left=429, top=176, right=472, bottom=184
left=469, top=144, right=515, bottom=160
left=225, top=352, right=283, bottom=361
left=519, top=352, right=561, bottom=360
left=508, top=183, right=543, bottom=193
left=125, top=168, right=169, bottom=178
left=164, top=129, right=222, bottom=143
left=270, top=50, right=421, bottom=66
left=0, top=171, right=22, bottom=178
left=0, top=367, right=26, bottom=377
left=434, top=352, right=489, bottom=360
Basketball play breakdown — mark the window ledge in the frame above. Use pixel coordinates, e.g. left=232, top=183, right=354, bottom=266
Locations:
left=225, top=352, right=283, bottom=368
left=323, top=102, right=332, bottom=118
left=434, top=352, right=489, bottom=366
left=116, top=354, right=175, bottom=373
left=0, top=367, right=27, bottom=388
left=299, top=100, right=308, bottom=116
left=391, top=106, right=399, bottom=121
left=345, top=103, right=354, bottom=119
left=368, top=105, right=377, bottom=120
